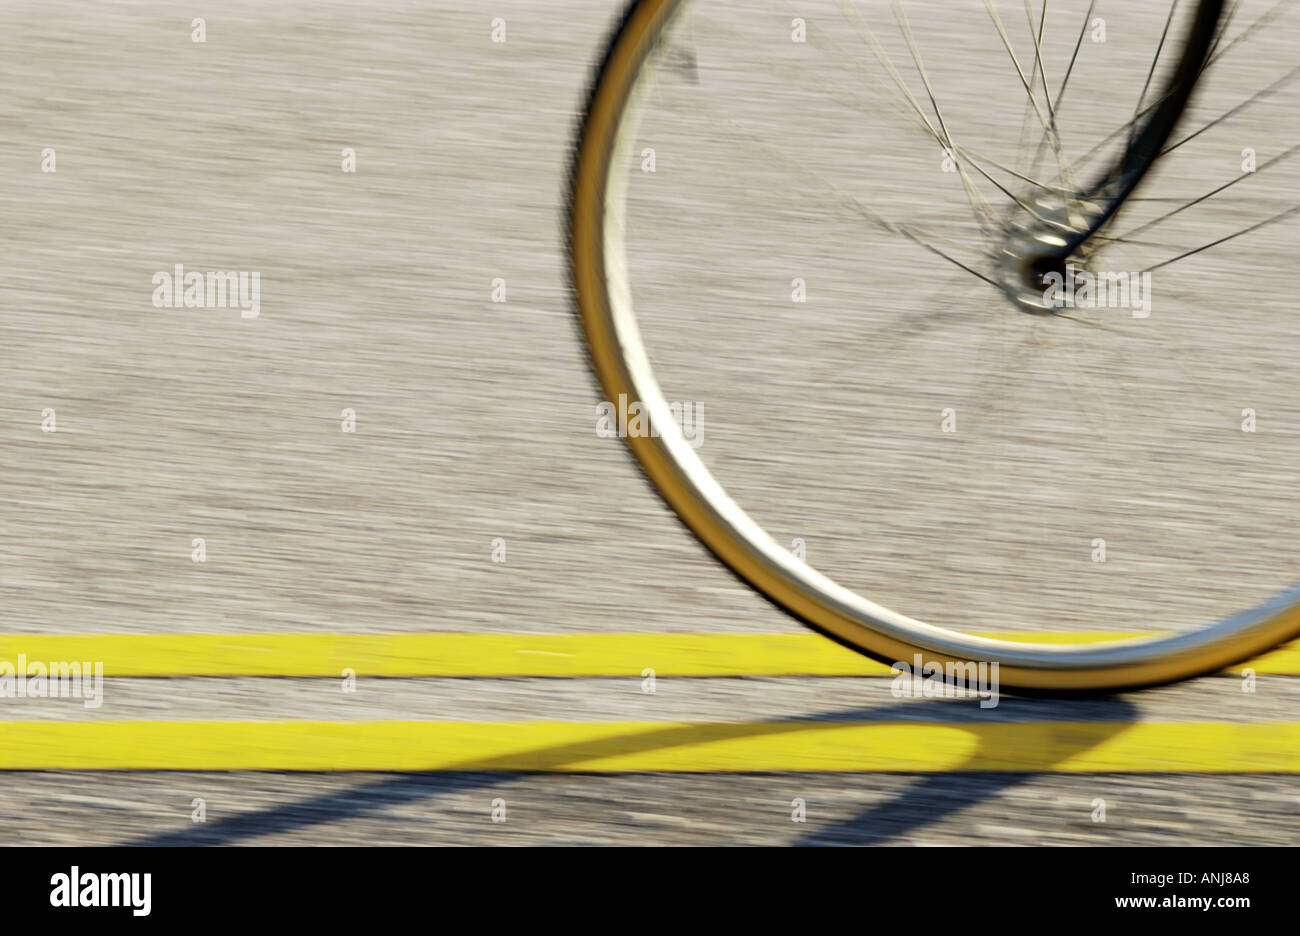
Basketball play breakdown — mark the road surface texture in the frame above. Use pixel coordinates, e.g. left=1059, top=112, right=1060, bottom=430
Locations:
left=0, top=0, right=1298, bottom=844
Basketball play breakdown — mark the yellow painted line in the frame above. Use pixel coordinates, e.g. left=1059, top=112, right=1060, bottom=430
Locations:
left=0, top=720, right=1297, bottom=771
left=0, top=632, right=1294, bottom=676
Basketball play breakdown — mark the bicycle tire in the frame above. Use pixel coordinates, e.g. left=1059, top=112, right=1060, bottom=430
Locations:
left=566, top=0, right=1300, bottom=690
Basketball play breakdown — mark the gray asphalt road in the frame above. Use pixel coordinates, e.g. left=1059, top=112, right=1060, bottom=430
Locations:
left=0, top=0, right=1298, bottom=845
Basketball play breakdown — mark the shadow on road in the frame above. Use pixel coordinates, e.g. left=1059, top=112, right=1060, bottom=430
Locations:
left=794, top=696, right=1139, bottom=845
left=129, top=696, right=1138, bottom=845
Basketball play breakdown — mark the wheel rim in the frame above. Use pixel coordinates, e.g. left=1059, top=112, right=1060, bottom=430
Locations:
left=568, top=0, right=1300, bottom=690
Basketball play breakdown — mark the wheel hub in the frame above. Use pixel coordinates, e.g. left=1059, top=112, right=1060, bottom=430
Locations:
left=993, top=189, right=1106, bottom=313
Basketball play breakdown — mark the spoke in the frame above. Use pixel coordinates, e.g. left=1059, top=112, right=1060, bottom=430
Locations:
left=873, top=4, right=1075, bottom=232
left=1142, top=205, right=1299, bottom=272
left=1072, top=61, right=1299, bottom=174
left=752, top=9, right=1040, bottom=233
left=803, top=9, right=1078, bottom=232
left=1024, top=0, right=1091, bottom=194
left=765, top=12, right=962, bottom=159
left=1052, top=0, right=1095, bottom=114
left=1117, top=144, right=1300, bottom=240
left=1072, top=104, right=1165, bottom=171
left=1204, top=0, right=1242, bottom=62
left=1130, top=2, right=1179, bottom=147
left=686, top=84, right=998, bottom=291
left=892, top=2, right=959, bottom=160
left=1160, top=64, right=1300, bottom=156
left=1025, top=0, right=1054, bottom=127
left=954, top=143, right=1074, bottom=195
left=721, top=8, right=1024, bottom=241
left=984, top=0, right=1078, bottom=190
left=1018, top=0, right=1057, bottom=187
left=897, top=225, right=1002, bottom=288
left=1086, top=231, right=1183, bottom=250
left=1072, top=0, right=1297, bottom=171
left=1013, top=0, right=1046, bottom=181
left=837, top=0, right=998, bottom=231
left=1203, top=0, right=1290, bottom=72
left=950, top=143, right=1119, bottom=239
left=832, top=185, right=1001, bottom=290
left=953, top=145, right=1078, bottom=230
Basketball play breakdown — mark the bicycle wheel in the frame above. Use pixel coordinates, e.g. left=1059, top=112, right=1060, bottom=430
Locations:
left=568, top=0, right=1300, bottom=690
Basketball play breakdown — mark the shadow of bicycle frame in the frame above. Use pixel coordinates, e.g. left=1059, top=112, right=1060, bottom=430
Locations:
left=128, top=695, right=1139, bottom=845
